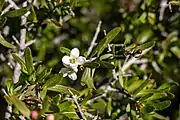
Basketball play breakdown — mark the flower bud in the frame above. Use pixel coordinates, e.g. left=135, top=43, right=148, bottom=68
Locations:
left=46, top=114, right=55, bottom=120
left=30, top=110, right=38, bottom=120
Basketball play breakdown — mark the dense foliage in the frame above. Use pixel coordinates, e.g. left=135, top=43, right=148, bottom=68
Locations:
left=0, top=0, right=179, bottom=120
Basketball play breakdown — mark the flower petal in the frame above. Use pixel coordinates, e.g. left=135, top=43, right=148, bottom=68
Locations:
left=68, top=72, right=77, bottom=80
left=70, top=63, right=78, bottom=68
left=77, top=56, right=86, bottom=65
left=62, top=55, right=70, bottom=65
left=71, top=66, right=78, bottom=73
left=70, top=48, right=79, bottom=58
left=59, top=68, right=68, bottom=77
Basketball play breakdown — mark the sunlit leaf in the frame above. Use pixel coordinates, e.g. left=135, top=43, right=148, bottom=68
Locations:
left=5, top=95, right=30, bottom=118
left=40, top=86, right=47, bottom=100
left=133, top=79, right=151, bottom=95
left=136, top=41, right=155, bottom=51
left=107, top=98, right=112, bottom=116
left=118, top=61, right=124, bottom=87
left=81, top=68, right=95, bottom=89
left=25, top=47, right=34, bottom=75
left=157, top=82, right=177, bottom=91
left=4, top=8, right=28, bottom=18
left=0, top=0, right=5, bottom=11
left=153, top=100, right=171, bottom=110
left=91, top=27, right=121, bottom=57
left=100, top=53, right=113, bottom=60
left=60, top=47, right=71, bottom=55
left=63, top=112, right=79, bottom=119
left=0, top=34, right=16, bottom=48
left=171, top=46, right=180, bottom=59
left=44, top=73, right=63, bottom=88
left=47, top=85, right=79, bottom=95
left=12, top=53, right=26, bottom=68
left=39, top=96, right=50, bottom=115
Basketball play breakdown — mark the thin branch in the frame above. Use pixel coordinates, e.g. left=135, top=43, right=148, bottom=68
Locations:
left=13, top=1, right=30, bottom=84
left=87, top=21, right=102, bottom=55
left=6, top=0, right=19, bottom=9
left=1, top=4, right=12, bottom=15
left=25, top=39, right=36, bottom=47
left=159, top=0, right=168, bottom=21
left=68, top=89, right=87, bottom=120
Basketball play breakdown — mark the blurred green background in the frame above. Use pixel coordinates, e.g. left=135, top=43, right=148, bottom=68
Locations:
left=0, top=0, right=180, bottom=119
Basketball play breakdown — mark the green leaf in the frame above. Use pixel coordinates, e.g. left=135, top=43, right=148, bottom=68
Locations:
left=39, top=96, right=50, bottom=115
left=60, top=47, right=71, bottom=55
left=81, top=68, right=95, bottom=89
left=91, top=27, right=121, bottom=57
left=98, top=61, right=115, bottom=69
left=44, top=73, right=63, bottom=88
left=0, top=0, right=5, bottom=11
left=40, top=86, right=47, bottom=100
left=29, top=6, right=37, bottom=23
left=146, top=92, right=174, bottom=101
left=5, top=95, right=30, bottom=118
left=157, top=82, right=177, bottom=91
left=141, top=104, right=155, bottom=113
left=12, top=53, right=26, bottom=68
left=118, top=61, right=123, bottom=87
left=136, top=41, right=155, bottom=50
left=107, top=98, right=112, bottom=116
left=37, top=68, right=52, bottom=81
left=170, top=46, right=180, bottom=59
left=0, top=17, right=7, bottom=27
left=4, top=8, right=28, bottom=18
left=91, top=98, right=106, bottom=111
left=59, top=101, right=74, bottom=112
left=133, top=79, right=151, bottom=95
left=0, top=34, right=16, bottom=48
left=146, top=93, right=167, bottom=101
left=25, top=47, right=34, bottom=75
left=83, top=62, right=100, bottom=68
left=5, top=79, right=13, bottom=94
left=151, top=112, right=166, bottom=119
left=47, top=85, right=79, bottom=95
left=137, top=29, right=153, bottom=43
left=153, top=100, right=171, bottom=110
left=100, top=53, right=113, bottom=60
left=63, top=112, right=79, bottom=119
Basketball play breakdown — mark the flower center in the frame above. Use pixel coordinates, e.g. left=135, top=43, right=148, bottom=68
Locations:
left=70, top=58, right=76, bottom=64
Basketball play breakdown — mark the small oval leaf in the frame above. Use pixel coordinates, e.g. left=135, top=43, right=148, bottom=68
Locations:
left=4, top=8, right=28, bottom=18
left=0, top=34, right=16, bottom=48
left=98, top=61, right=115, bottom=69
left=60, top=47, right=71, bottom=55
left=83, top=62, right=100, bottom=68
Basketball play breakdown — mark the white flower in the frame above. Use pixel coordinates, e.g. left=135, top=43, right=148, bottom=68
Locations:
left=62, top=48, right=86, bottom=72
left=60, top=68, right=77, bottom=80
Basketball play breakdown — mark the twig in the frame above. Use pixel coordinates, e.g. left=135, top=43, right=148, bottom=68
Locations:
left=1, top=5, right=12, bottom=15
left=87, top=21, right=102, bottom=55
left=68, top=89, right=87, bottom=120
left=6, top=0, right=19, bottom=9
left=25, top=39, right=36, bottom=47
left=87, top=93, right=106, bottom=105
left=13, top=1, right=30, bottom=84
left=104, top=30, right=117, bottom=80
left=159, top=0, right=168, bottom=20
